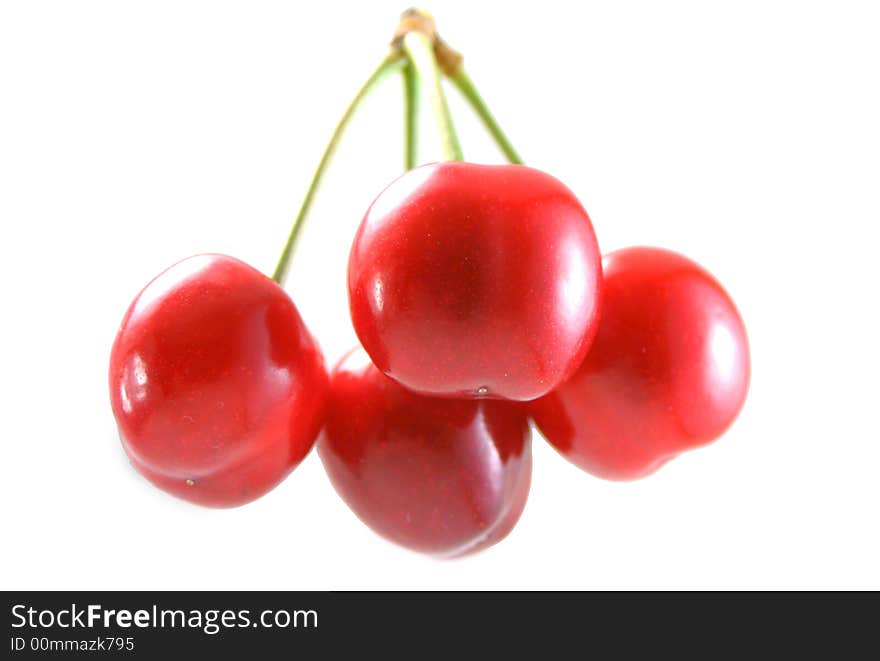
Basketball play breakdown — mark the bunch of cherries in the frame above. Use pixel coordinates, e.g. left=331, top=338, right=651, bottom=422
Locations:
left=109, top=10, right=749, bottom=557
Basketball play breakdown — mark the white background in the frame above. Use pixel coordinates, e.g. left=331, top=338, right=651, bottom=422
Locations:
left=1, top=0, right=878, bottom=590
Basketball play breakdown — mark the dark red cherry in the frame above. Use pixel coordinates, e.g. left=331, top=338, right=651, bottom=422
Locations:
left=531, top=247, right=750, bottom=480
left=348, top=162, right=602, bottom=401
left=318, top=349, right=531, bottom=556
left=109, top=254, right=327, bottom=507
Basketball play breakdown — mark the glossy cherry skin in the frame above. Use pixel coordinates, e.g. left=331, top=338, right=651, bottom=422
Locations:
left=531, top=247, right=749, bottom=480
left=348, top=162, right=602, bottom=401
left=318, top=349, right=532, bottom=556
left=109, top=254, right=327, bottom=507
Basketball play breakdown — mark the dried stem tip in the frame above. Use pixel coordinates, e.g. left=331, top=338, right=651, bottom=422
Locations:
left=392, top=7, right=463, bottom=76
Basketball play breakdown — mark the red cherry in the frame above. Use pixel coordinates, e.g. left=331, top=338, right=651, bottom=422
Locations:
left=348, top=162, right=602, bottom=401
left=318, top=349, right=532, bottom=556
left=109, top=254, right=327, bottom=507
left=531, top=247, right=750, bottom=480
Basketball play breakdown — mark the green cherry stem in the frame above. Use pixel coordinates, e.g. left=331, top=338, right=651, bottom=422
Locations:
left=447, top=66, right=523, bottom=165
left=403, top=59, right=419, bottom=170
left=401, top=30, right=463, bottom=162
left=272, top=51, right=405, bottom=285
